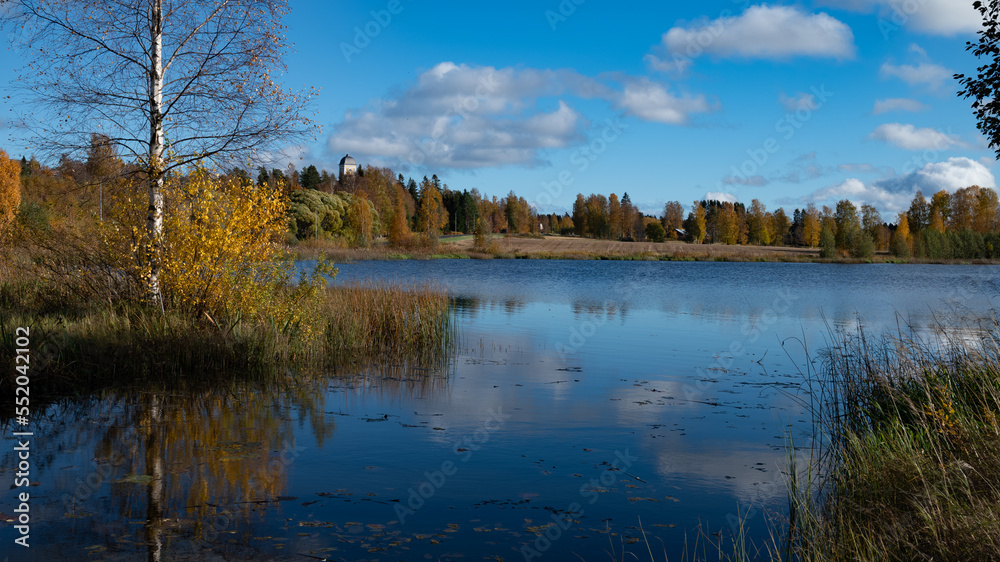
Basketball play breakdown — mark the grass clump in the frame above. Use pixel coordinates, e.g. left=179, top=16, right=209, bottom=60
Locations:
left=788, top=317, right=1000, bottom=561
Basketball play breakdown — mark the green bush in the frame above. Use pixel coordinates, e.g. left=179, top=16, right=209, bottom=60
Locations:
left=287, top=190, right=377, bottom=243
left=852, top=232, right=875, bottom=259
left=644, top=221, right=666, bottom=243
left=819, top=225, right=837, bottom=258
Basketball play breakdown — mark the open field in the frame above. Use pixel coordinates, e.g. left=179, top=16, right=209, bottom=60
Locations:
left=444, top=235, right=822, bottom=259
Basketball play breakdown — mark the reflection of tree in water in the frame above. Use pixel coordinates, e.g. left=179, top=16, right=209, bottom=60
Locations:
left=93, top=378, right=335, bottom=559
left=571, top=298, right=628, bottom=324
left=450, top=294, right=528, bottom=318
left=329, top=361, right=453, bottom=406
left=5, top=363, right=454, bottom=560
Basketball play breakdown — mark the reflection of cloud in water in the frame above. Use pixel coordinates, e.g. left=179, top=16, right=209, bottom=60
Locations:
left=649, top=445, right=804, bottom=506
left=603, top=375, right=810, bottom=504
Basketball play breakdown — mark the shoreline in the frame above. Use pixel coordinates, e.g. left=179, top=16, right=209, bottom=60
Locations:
left=288, top=236, right=1000, bottom=265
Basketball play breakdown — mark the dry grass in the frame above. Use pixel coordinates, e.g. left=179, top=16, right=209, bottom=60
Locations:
left=787, top=317, right=1000, bottom=561
left=0, top=256, right=453, bottom=400
left=320, top=281, right=453, bottom=362
left=443, top=235, right=821, bottom=260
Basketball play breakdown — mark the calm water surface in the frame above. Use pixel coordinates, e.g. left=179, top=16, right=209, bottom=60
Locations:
left=2, top=261, right=997, bottom=561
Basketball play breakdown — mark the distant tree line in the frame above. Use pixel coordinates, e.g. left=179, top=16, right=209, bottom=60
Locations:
left=7, top=141, right=1000, bottom=259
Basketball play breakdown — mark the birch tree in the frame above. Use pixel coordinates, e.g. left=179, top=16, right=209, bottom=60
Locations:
left=2, top=0, right=316, bottom=303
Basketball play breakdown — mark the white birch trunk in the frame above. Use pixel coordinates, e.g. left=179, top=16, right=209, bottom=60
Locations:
left=147, top=0, right=165, bottom=305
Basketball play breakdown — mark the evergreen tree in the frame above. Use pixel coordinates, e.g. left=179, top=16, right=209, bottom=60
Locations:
left=407, top=178, right=419, bottom=207
left=300, top=165, right=321, bottom=190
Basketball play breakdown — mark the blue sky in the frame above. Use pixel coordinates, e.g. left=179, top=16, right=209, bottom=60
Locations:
left=2, top=0, right=996, bottom=218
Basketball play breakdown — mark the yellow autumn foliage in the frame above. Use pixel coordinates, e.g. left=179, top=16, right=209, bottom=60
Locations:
left=0, top=149, right=21, bottom=234
left=102, top=170, right=304, bottom=321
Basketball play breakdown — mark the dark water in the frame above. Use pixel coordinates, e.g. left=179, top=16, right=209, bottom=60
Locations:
left=2, top=261, right=997, bottom=561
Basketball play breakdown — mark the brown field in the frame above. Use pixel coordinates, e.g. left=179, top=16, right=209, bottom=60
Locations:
left=441, top=235, right=821, bottom=260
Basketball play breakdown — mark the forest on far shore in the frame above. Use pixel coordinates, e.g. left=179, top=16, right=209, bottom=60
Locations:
left=5, top=143, right=1000, bottom=261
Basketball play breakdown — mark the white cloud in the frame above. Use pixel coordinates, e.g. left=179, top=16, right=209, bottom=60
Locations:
left=872, top=98, right=929, bottom=115
left=908, top=43, right=928, bottom=58
left=779, top=92, right=818, bottom=112
left=880, top=61, right=952, bottom=91
left=256, top=145, right=310, bottom=169
left=647, top=5, right=854, bottom=71
left=326, top=63, right=715, bottom=170
left=869, top=123, right=963, bottom=151
left=327, top=62, right=603, bottom=170
left=815, top=0, right=979, bottom=36
left=809, top=157, right=996, bottom=212
left=879, top=157, right=996, bottom=194
left=616, top=79, right=713, bottom=125
left=706, top=191, right=739, bottom=203
left=908, top=0, right=980, bottom=35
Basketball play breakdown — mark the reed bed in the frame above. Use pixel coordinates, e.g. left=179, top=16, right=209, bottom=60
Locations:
left=0, top=261, right=454, bottom=399
left=787, top=316, right=1000, bottom=561
left=319, top=281, right=453, bottom=363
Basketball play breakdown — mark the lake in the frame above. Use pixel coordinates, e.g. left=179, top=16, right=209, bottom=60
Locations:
left=2, top=261, right=998, bottom=561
